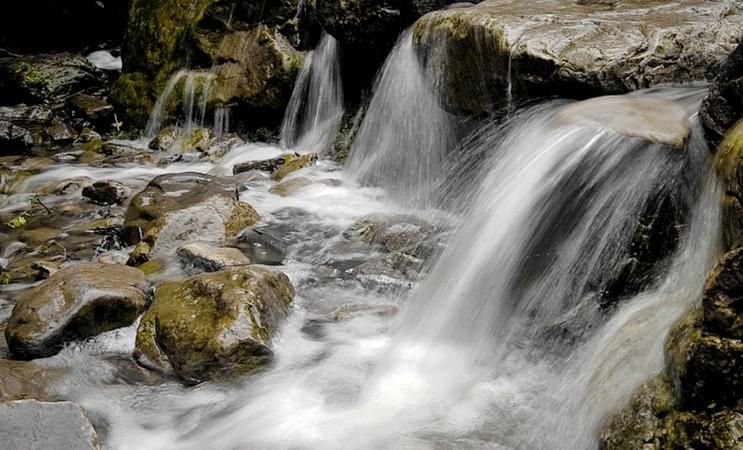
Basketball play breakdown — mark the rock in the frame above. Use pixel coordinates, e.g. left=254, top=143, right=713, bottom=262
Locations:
left=0, top=121, right=32, bottom=153
left=0, top=400, right=99, bottom=450
left=0, top=359, right=63, bottom=401
left=148, top=125, right=180, bottom=151
left=701, top=40, right=743, bottom=147
left=5, top=263, right=151, bottom=359
left=413, top=0, right=743, bottom=115
left=702, top=246, right=743, bottom=339
left=46, top=120, right=78, bottom=143
left=113, top=0, right=305, bottom=130
left=134, top=266, right=294, bottom=383
left=77, top=128, right=102, bottom=143
left=342, top=214, right=436, bottom=251
left=714, top=119, right=743, bottom=248
left=233, top=153, right=298, bottom=175
left=68, top=94, right=114, bottom=123
left=270, top=177, right=313, bottom=196
left=235, top=229, right=287, bottom=265
left=271, top=153, right=318, bottom=181
left=350, top=251, right=425, bottom=289
left=317, top=0, right=405, bottom=57
left=200, top=133, right=244, bottom=161
left=327, top=303, right=399, bottom=321
left=123, top=172, right=260, bottom=264
left=0, top=53, right=104, bottom=105
left=177, top=243, right=250, bottom=272
left=0, top=104, right=52, bottom=130
left=81, top=180, right=130, bottom=205
left=95, top=250, right=130, bottom=265
left=553, top=95, right=690, bottom=148
left=182, top=127, right=214, bottom=152
left=600, top=376, right=743, bottom=450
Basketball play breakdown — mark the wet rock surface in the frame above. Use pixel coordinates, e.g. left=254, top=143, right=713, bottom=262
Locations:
left=701, top=40, right=743, bottom=147
left=177, top=242, right=251, bottom=273
left=123, top=172, right=260, bottom=263
left=414, top=0, right=743, bottom=115
left=5, top=263, right=151, bottom=359
left=135, top=266, right=295, bottom=383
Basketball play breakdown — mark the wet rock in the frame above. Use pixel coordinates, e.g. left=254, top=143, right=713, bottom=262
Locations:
left=0, top=359, right=61, bottom=401
left=135, top=266, right=294, bottom=383
left=553, top=96, right=690, bottom=148
left=95, top=250, right=130, bottom=265
left=342, top=214, right=436, bottom=252
left=177, top=243, right=250, bottom=272
left=327, top=303, right=399, bottom=321
left=182, top=127, right=214, bottom=152
left=600, top=376, right=743, bottom=450
left=233, top=153, right=298, bottom=175
left=81, top=180, right=130, bottom=205
left=124, top=172, right=260, bottom=264
left=148, top=125, right=180, bottom=151
left=200, top=133, right=244, bottom=161
left=114, top=0, right=305, bottom=130
left=0, top=53, right=104, bottom=104
left=270, top=177, right=313, bottom=196
left=0, top=104, right=52, bottom=129
left=349, top=251, right=425, bottom=289
left=701, top=40, right=743, bottom=147
left=68, top=93, right=114, bottom=123
left=271, top=153, right=318, bottom=181
left=0, top=400, right=99, bottom=450
left=235, top=229, right=286, bottom=265
left=0, top=121, right=32, bottom=153
left=413, top=0, right=743, bottom=115
left=46, top=120, right=78, bottom=143
left=5, top=263, right=151, bottom=359
left=702, top=246, right=743, bottom=339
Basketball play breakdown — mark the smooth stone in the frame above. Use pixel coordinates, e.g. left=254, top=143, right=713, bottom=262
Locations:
left=177, top=242, right=251, bottom=272
left=553, top=95, right=690, bottom=148
left=270, top=177, right=312, bottom=196
left=236, top=229, right=286, bottom=266
left=0, top=400, right=99, bottom=450
left=82, top=180, right=130, bottom=205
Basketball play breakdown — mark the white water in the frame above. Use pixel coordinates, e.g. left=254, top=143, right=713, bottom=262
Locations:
left=345, top=31, right=459, bottom=207
left=145, top=70, right=215, bottom=137
left=280, top=33, right=344, bottom=155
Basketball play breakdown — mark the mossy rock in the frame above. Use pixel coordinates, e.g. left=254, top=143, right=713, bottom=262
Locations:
left=714, top=119, right=743, bottom=249
left=110, top=72, right=156, bottom=131
left=271, top=153, right=318, bottom=181
left=134, top=266, right=295, bottom=383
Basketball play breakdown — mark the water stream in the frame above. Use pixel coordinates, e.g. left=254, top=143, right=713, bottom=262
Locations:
left=1, top=30, right=721, bottom=450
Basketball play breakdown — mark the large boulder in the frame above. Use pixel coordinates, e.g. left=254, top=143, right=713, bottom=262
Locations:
left=701, top=40, right=743, bottom=147
left=124, top=172, right=260, bottom=264
left=0, top=400, right=100, bottom=450
left=135, top=266, right=295, bottom=383
left=112, top=0, right=305, bottom=130
left=413, top=0, right=743, bottom=115
left=5, top=263, right=151, bottom=359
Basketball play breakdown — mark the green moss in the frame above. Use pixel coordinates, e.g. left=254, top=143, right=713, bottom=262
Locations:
left=110, top=72, right=156, bottom=130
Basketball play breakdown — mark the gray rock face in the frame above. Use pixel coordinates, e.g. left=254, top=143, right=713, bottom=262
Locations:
left=5, top=263, right=151, bottom=359
left=413, top=0, right=743, bottom=115
left=0, top=121, right=32, bottom=153
left=0, top=400, right=99, bottom=450
left=82, top=180, right=130, bottom=205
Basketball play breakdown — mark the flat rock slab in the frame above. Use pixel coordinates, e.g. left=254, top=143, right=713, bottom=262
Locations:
left=414, top=0, right=743, bottom=114
left=553, top=95, right=690, bottom=147
left=0, top=400, right=99, bottom=450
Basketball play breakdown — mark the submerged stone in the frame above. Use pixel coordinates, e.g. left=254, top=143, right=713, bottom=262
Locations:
left=177, top=242, right=251, bottom=272
left=135, top=266, right=294, bottom=383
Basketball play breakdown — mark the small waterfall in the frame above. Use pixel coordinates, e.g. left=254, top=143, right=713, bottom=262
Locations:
left=280, top=33, right=344, bottom=155
left=345, top=30, right=459, bottom=207
left=213, top=106, right=231, bottom=136
left=145, top=70, right=215, bottom=137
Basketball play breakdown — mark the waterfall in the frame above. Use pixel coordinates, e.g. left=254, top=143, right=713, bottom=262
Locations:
left=145, top=70, right=215, bottom=137
left=280, top=33, right=344, bottom=155
left=345, top=30, right=459, bottom=207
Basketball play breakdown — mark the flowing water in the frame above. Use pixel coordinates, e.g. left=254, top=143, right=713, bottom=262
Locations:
left=280, top=33, right=344, bottom=155
left=0, top=30, right=721, bottom=450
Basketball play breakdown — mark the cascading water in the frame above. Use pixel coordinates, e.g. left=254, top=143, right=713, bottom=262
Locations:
left=145, top=70, right=215, bottom=137
left=345, top=31, right=460, bottom=207
left=280, top=33, right=344, bottom=155
left=32, top=81, right=720, bottom=450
